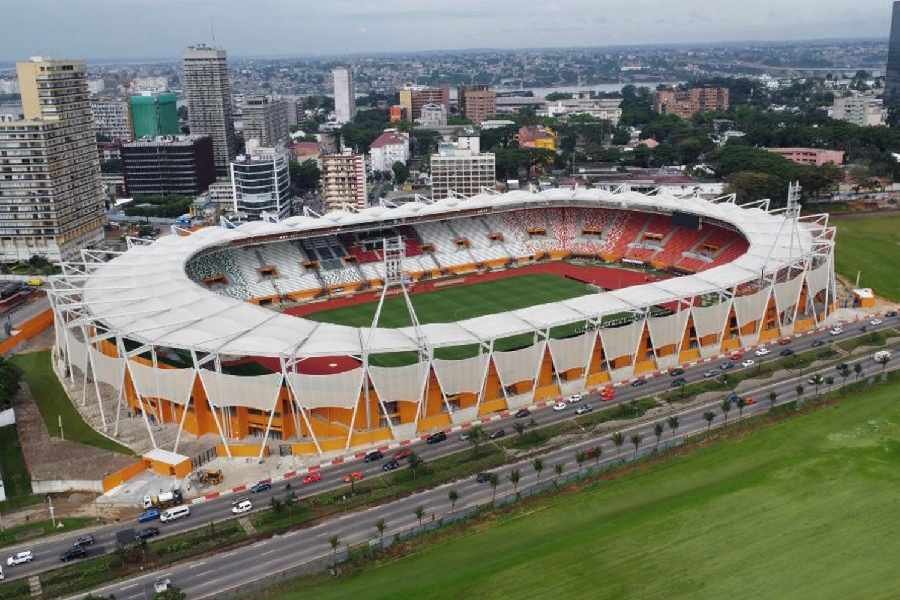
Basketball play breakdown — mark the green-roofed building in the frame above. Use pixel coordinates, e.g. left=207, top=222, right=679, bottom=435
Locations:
left=130, top=91, right=179, bottom=139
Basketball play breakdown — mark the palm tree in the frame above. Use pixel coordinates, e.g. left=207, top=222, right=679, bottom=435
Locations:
left=488, top=473, right=499, bottom=503
left=448, top=489, right=459, bottom=512
left=721, top=398, right=732, bottom=426
left=575, top=451, right=586, bottom=472
left=374, top=518, right=386, bottom=547
left=667, top=416, right=680, bottom=440
left=467, top=425, right=486, bottom=457
left=825, top=375, right=835, bottom=390
left=590, top=445, right=603, bottom=468
left=509, top=468, right=521, bottom=494
left=837, top=363, right=850, bottom=385
left=703, top=410, right=715, bottom=431
left=407, top=451, right=423, bottom=480
left=414, top=505, right=424, bottom=528
left=630, top=433, right=643, bottom=459
left=653, top=422, right=664, bottom=449
left=768, top=390, right=778, bottom=411
left=875, top=353, right=891, bottom=380
left=553, top=463, right=564, bottom=485
left=795, top=384, right=804, bottom=404
left=329, top=535, right=340, bottom=568
left=532, top=457, right=544, bottom=481
left=611, top=431, right=625, bottom=462
left=811, top=374, right=824, bottom=396
left=736, top=396, right=746, bottom=420
left=513, top=422, right=526, bottom=437
left=854, top=363, right=864, bottom=380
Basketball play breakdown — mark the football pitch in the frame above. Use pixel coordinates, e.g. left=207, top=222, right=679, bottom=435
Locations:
left=834, top=213, right=900, bottom=301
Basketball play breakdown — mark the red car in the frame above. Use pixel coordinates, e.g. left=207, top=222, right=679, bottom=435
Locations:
left=343, top=471, right=364, bottom=483
left=302, top=471, right=322, bottom=485
left=393, top=448, right=412, bottom=461
left=778, top=337, right=792, bottom=346
left=600, top=386, right=615, bottom=401
left=729, top=350, right=744, bottom=360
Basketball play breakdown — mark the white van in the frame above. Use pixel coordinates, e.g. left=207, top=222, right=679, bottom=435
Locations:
left=159, top=505, right=190, bottom=523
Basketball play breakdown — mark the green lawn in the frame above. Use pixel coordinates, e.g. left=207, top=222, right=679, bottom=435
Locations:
left=834, top=214, right=900, bottom=301
left=10, top=351, right=132, bottom=454
left=0, top=423, right=42, bottom=512
left=269, top=377, right=900, bottom=600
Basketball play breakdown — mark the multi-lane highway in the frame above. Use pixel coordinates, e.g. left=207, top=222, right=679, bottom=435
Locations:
left=1, top=313, right=896, bottom=595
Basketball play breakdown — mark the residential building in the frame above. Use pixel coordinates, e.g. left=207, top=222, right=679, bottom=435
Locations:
left=541, top=94, right=623, bottom=124
left=321, top=150, right=367, bottom=211
left=518, top=125, right=558, bottom=151
left=458, top=85, right=496, bottom=123
left=91, top=99, right=132, bottom=141
left=887, top=1, right=900, bottom=106
left=369, top=129, right=410, bottom=173
left=418, top=103, right=447, bottom=128
left=122, top=135, right=215, bottom=198
left=129, top=77, right=169, bottom=94
left=430, top=140, right=495, bottom=200
left=832, top=95, right=885, bottom=127
left=183, top=44, right=236, bottom=176
left=399, top=84, right=450, bottom=120
left=242, top=95, right=290, bottom=147
left=480, top=119, right=517, bottom=130
left=204, top=180, right=235, bottom=209
left=766, top=147, right=845, bottom=167
left=230, top=142, right=292, bottom=221
left=0, top=57, right=105, bottom=262
left=389, top=105, right=407, bottom=123
left=332, top=66, right=356, bottom=124
left=655, top=86, right=730, bottom=119
left=130, top=91, right=179, bottom=139
left=288, top=141, right=321, bottom=165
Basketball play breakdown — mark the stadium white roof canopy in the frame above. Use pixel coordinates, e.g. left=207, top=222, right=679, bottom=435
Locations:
left=73, top=189, right=819, bottom=358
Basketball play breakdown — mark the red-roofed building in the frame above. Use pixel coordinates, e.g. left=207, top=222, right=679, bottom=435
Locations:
left=369, top=129, right=410, bottom=172
left=289, top=141, right=321, bottom=164
left=766, top=147, right=844, bottom=167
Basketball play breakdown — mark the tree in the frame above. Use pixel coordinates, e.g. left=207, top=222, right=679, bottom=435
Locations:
left=825, top=375, right=835, bottom=390
left=703, top=411, right=715, bottom=431
left=736, top=396, right=747, bottom=420
left=811, top=374, right=824, bottom=396
left=795, top=384, right=805, bottom=404
left=329, top=535, right=340, bottom=568
left=575, top=451, right=587, bottom=472
left=553, top=463, right=564, bottom=485
left=768, top=390, right=778, bottom=411
left=509, top=468, right=521, bottom=494
left=875, top=353, right=891, bottom=380
left=589, top=445, right=603, bottom=468
left=374, top=518, right=386, bottom=546
left=612, top=432, right=625, bottom=461
left=837, top=363, right=851, bottom=385
left=653, top=422, right=664, bottom=449
left=448, top=489, right=459, bottom=512
left=854, top=363, right=864, bottom=380
left=630, top=433, right=643, bottom=459
left=467, top=425, right=487, bottom=457
left=532, top=457, right=545, bottom=481
left=289, top=159, right=321, bottom=194
left=667, top=416, right=680, bottom=440
left=391, top=161, right=410, bottom=186
left=407, top=451, right=423, bottom=480
left=414, top=505, right=425, bottom=528
left=513, top=422, right=526, bottom=437
left=488, top=472, right=499, bottom=503
left=721, top=398, right=732, bottom=426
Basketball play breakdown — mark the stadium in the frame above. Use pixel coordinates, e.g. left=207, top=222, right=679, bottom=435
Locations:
left=48, top=188, right=836, bottom=460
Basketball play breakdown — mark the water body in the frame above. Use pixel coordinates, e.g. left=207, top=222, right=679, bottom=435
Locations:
left=498, top=82, right=681, bottom=99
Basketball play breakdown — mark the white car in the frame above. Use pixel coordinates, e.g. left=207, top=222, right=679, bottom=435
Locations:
left=870, top=318, right=883, bottom=326
left=231, top=499, right=253, bottom=515
left=830, top=327, right=843, bottom=336
left=552, top=401, right=568, bottom=412
left=154, top=578, right=171, bottom=593
left=566, top=393, right=583, bottom=404
left=740, top=359, right=755, bottom=368
left=754, top=347, right=770, bottom=357
left=7, top=550, right=33, bottom=566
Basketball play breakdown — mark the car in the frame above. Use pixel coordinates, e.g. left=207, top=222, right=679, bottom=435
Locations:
left=363, top=450, right=384, bottom=462
left=6, top=551, right=33, bottom=566
left=779, top=348, right=794, bottom=357
left=811, top=339, right=825, bottom=347
left=830, top=327, right=843, bottom=336
left=249, top=481, right=272, bottom=494
left=729, top=351, right=744, bottom=360
left=74, top=534, right=95, bottom=547
left=754, top=347, right=770, bottom=357
left=136, top=526, right=160, bottom=540
left=138, top=508, right=160, bottom=523
left=488, top=429, right=506, bottom=440
left=303, top=471, right=322, bottom=485
left=60, top=545, right=87, bottom=562
left=600, top=386, right=616, bottom=401
left=382, top=459, right=400, bottom=472
left=728, top=392, right=740, bottom=403
left=887, top=310, right=898, bottom=318
left=703, top=370, right=718, bottom=378
left=741, top=359, right=755, bottom=368
left=575, top=404, right=594, bottom=415
left=720, top=361, right=735, bottom=371
left=393, top=448, right=412, bottom=461
left=458, top=432, right=470, bottom=441
left=514, top=408, right=531, bottom=418
left=778, top=337, right=792, bottom=346
left=631, top=378, right=647, bottom=387
left=567, top=393, right=583, bottom=404
left=870, top=318, right=883, bottom=326
left=669, top=367, right=685, bottom=376
left=231, top=499, right=253, bottom=515
left=860, top=325, right=868, bottom=333
left=426, top=431, right=447, bottom=444
left=154, top=578, right=172, bottom=594
left=552, top=401, right=568, bottom=411
left=342, top=471, right=364, bottom=483
left=475, top=472, right=492, bottom=484
left=807, top=377, right=820, bottom=385
left=670, top=377, right=687, bottom=387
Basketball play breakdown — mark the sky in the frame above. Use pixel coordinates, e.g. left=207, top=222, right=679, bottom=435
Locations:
left=0, top=0, right=894, bottom=61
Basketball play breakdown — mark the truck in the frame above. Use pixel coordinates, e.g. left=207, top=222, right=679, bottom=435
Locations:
left=142, top=489, right=183, bottom=510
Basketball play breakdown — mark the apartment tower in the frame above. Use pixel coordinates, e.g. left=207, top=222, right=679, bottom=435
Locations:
left=182, top=45, right=236, bottom=175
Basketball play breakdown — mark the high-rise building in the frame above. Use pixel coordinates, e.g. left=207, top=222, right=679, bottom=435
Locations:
left=130, top=91, right=179, bottom=139
left=230, top=142, right=292, bottom=221
left=332, top=66, right=356, bottom=124
left=887, top=1, right=900, bottom=106
left=321, top=150, right=367, bottom=211
left=399, top=84, right=450, bottom=121
left=122, top=135, right=215, bottom=198
left=242, top=95, right=290, bottom=147
left=832, top=95, right=886, bottom=127
left=91, top=99, right=132, bottom=141
left=0, top=57, right=105, bottom=262
left=654, top=87, right=729, bottom=119
left=458, top=85, right=496, bottom=123
left=182, top=44, right=236, bottom=175
left=430, top=139, right=495, bottom=200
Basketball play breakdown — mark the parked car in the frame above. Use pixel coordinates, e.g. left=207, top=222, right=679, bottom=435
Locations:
left=488, top=429, right=506, bottom=440
left=249, top=481, right=272, bottom=494
left=382, top=459, right=400, bottom=472
left=754, top=347, right=770, bottom=357
left=74, top=534, right=95, bottom=547
left=567, top=393, right=583, bottom=404
left=575, top=404, right=594, bottom=415
left=741, top=359, right=755, bottom=368
left=7, top=551, right=33, bottom=566
left=137, top=527, right=160, bottom=541
left=426, top=431, right=447, bottom=444
left=231, top=499, right=253, bottom=515
left=138, top=508, right=160, bottom=523
left=60, top=546, right=87, bottom=563
left=669, top=367, right=685, bottom=376
left=886, top=310, right=898, bottom=318
left=552, top=401, right=568, bottom=412
left=514, top=408, right=531, bottom=418
left=393, top=448, right=412, bottom=461
left=343, top=471, right=364, bottom=483
left=363, top=450, right=384, bottom=463
left=829, top=326, right=843, bottom=336
left=631, top=378, right=647, bottom=387
left=779, top=348, right=794, bottom=357
left=303, top=471, right=322, bottom=485
left=475, top=472, right=492, bottom=484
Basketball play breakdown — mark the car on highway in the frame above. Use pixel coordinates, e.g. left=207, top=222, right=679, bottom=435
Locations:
left=887, top=310, right=898, bottom=318
left=138, top=508, right=160, bottom=523
left=631, top=378, right=647, bottom=387
left=703, top=370, right=717, bottom=378
left=514, top=408, right=531, bottom=418
left=475, top=472, right=492, bottom=483
left=426, top=431, right=447, bottom=444
left=552, top=401, right=568, bottom=411
left=343, top=471, right=364, bottom=483
left=811, top=339, right=825, bottom=347
left=363, top=450, right=384, bottom=462
left=779, top=348, right=794, bottom=357
left=754, top=347, right=770, bottom=357
left=159, top=505, right=190, bottom=523
left=74, top=534, right=95, bottom=547
left=136, top=527, right=160, bottom=541
left=830, top=326, right=843, bottom=336
left=600, top=386, right=616, bottom=401
left=154, top=578, right=172, bottom=594
left=393, top=448, right=412, bottom=461
left=382, top=459, right=400, bottom=472
left=720, top=361, right=735, bottom=371
left=778, top=337, right=792, bottom=346
left=567, top=393, right=583, bottom=404
left=670, top=377, right=687, bottom=387
left=729, top=351, right=744, bottom=360
left=249, top=481, right=272, bottom=494
left=870, top=318, right=883, bottom=326
left=303, top=471, right=322, bottom=485
left=489, top=429, right=506, bottom=440
left=7, top=551, right=33, bottom=566
left=575, top=404, right=594, bottom=415
left=60, top=545, right=87, bottom=562
left=741, top=359, right=755, bottom=368
left=231, top=499, right=253, bottom=515
left=669, top=367, right=685, bottom=376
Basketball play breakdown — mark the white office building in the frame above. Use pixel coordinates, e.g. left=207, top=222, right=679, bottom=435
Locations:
left=832, top=95, right=886, bottom=127
left=332, top=66, right=356, bottom=124
left=417, top=103, right=447, bottom=128
left=91, top=99, right=133, bottom=141
left=430, top=140, right=495, bottom=200
left=369, top=129, right=410, bottom=173
left=230, top=142, right=292, bottom=221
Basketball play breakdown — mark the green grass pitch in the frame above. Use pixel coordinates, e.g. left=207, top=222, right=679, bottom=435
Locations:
left=834, top=213, right=900, bottom=302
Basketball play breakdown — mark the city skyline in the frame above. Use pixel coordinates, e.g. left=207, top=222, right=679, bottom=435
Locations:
left=0, top=0, right=894, bottom=62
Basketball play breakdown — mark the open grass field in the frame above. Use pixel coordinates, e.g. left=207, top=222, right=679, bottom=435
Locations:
left=10, top=351, right=131, bottom=455
left=270, top=377, right=900, bottom=600
left=834, top=213, right=900, bottom=301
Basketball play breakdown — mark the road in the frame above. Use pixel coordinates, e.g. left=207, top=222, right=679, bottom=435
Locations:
left=1, top=313, right=896, bottom=590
